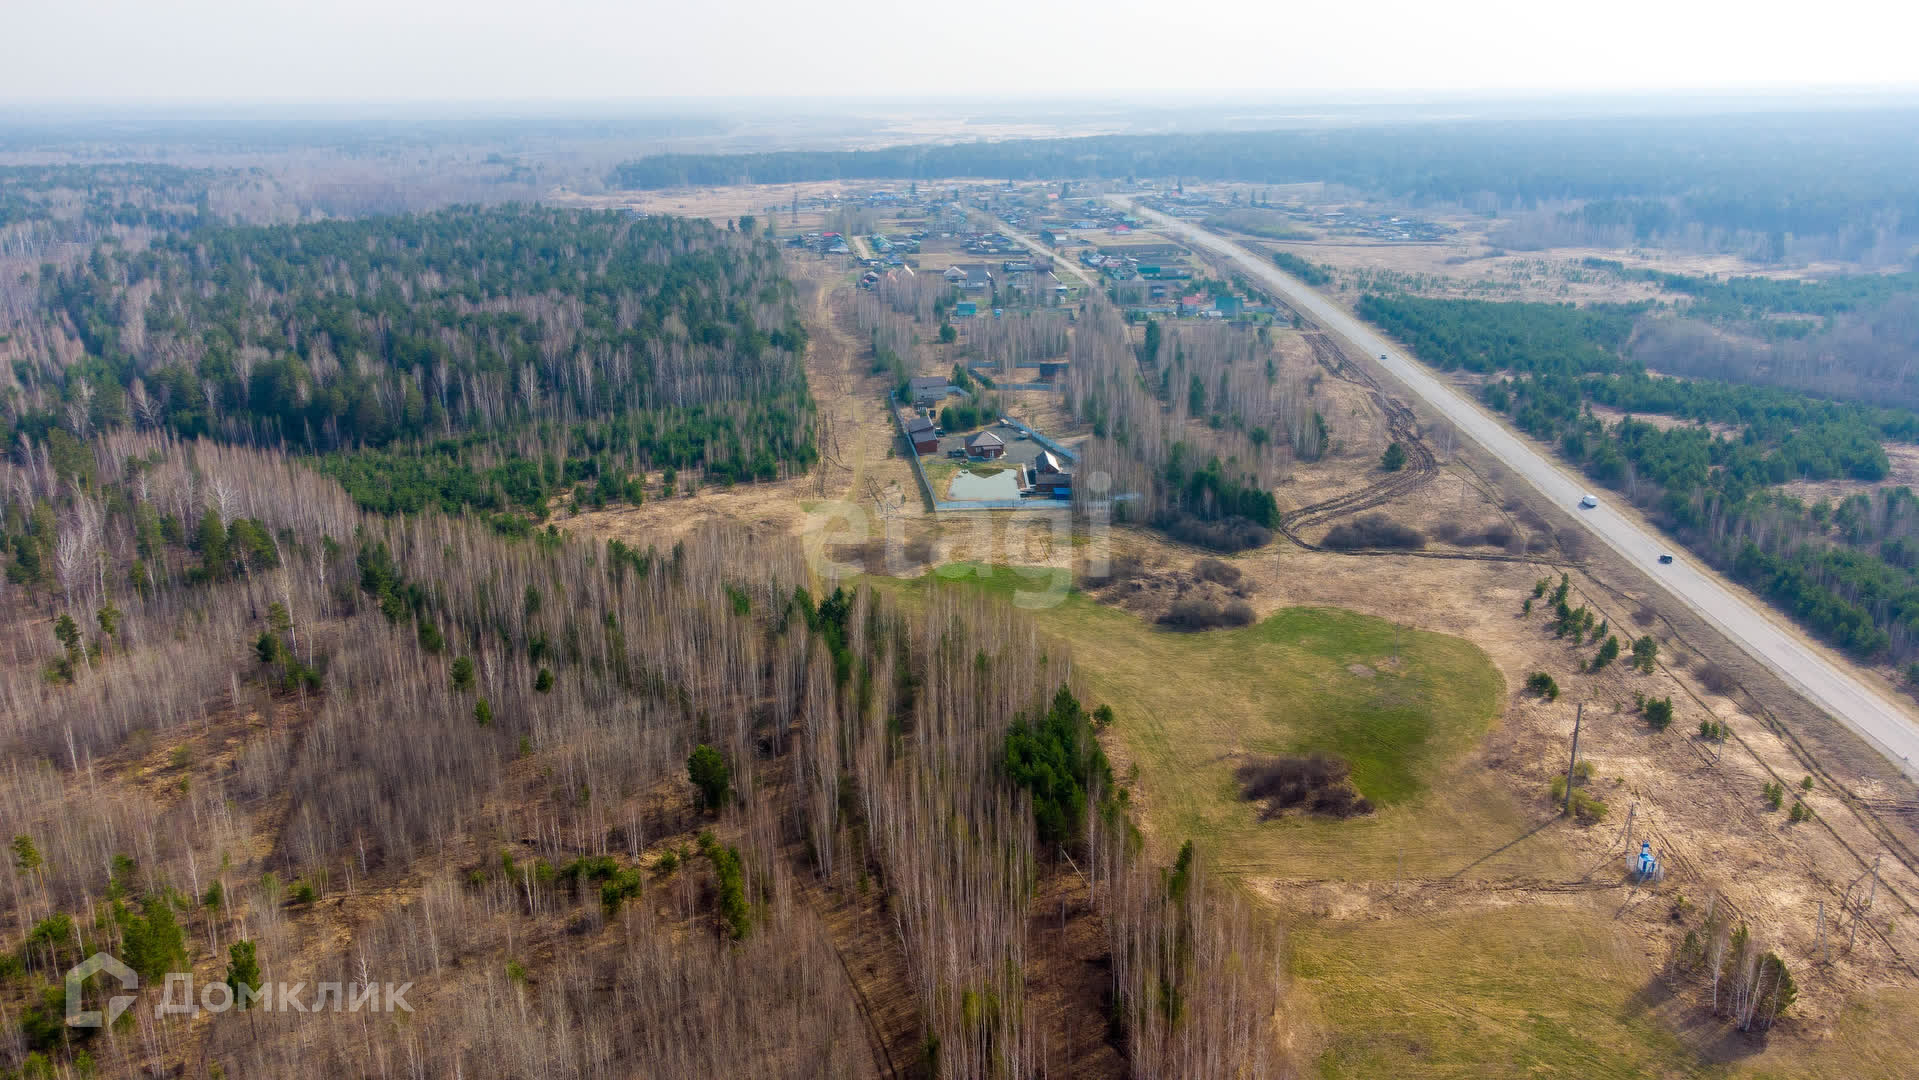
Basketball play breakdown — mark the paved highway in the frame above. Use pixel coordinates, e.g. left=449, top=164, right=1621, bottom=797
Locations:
left=1124, top=199, right=1919, bottom=778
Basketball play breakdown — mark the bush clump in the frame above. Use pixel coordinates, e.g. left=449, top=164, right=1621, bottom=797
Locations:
left=1154, top=512, right=1273, bottom=553
left=1237, top=754, right=1373, bottom=819
left=1526, top=671, right=1560, bottom=700
left=1321, top=513, right=1426, bottom=551
left=1695, top=661, right=1738, bottom=694
left=1549, top=773, right=1609, bottom=822
left=1432, top=519, right=1515, bottom=549
left=1643, top=696, right=1674, bottom=730
left=1191, top=557, right=1243, bottom=587
left=1158, top=598, right=1257, bottom=631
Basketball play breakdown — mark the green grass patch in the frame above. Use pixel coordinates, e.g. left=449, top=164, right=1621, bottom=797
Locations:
left=882, top=565, right=1517, bottom=877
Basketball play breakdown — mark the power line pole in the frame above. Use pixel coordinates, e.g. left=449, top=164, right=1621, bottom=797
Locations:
left=1564, top=702, right=1585, bottom=818
left=1817, top=899, right=1827, bottom=964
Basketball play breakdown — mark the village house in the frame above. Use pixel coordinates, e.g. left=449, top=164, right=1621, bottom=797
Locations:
left=943, top=263, right=994, bottom=291
left=965, top=429, right=1006, bottom=460
left=903, top=415, right=939, bottom=455
left=908, top=375, right=950, bottom=407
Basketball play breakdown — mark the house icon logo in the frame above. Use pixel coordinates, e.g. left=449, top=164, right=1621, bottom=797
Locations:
left=65, top=953, right=139, bottom=1028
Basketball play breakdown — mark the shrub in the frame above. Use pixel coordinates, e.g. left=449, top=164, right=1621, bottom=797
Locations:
left=1236, top=754, right=1373, bottom=818
left=1549, top=774, right=1609, bottom=822
left=1158, top=598, right=1256, bottom=631
left=1154, top=512, right=1273, bottom=552
left=1322, top=513, right=1425, bottom=551
left=1644, top=696, right=1674, bottom=730
left=1591, top=634, right=1620, bottom=671
left=1699, top=719, right=1728, bottom=741
left=599, top=868, right=644, bottom=918
left=1762, top=781, right=1784, bottom=811
left=1192, top=557, right=1242, bottom=587
left=1631, top=635, right=1658, bottom=673
left=1695, top=661, right=1738, bottom=694
left=1381, top=442, right=1407, bottom=472
left=1788, top=799, right=1813, bottom=823
left=1526, top=671, right=1560, bottom=700
left=697, top=832, right=751, bottom=939
left=1432, top=519, right=1513, bottom=548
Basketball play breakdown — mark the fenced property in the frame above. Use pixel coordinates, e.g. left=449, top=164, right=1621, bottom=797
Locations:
left=889, top=391, right=1076, bottom=513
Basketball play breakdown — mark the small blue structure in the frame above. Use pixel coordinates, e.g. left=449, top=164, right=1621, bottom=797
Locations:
left=1634, top=841, right=1663, bottom=882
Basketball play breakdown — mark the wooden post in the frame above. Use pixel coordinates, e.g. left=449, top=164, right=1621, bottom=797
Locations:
left=1564, top=702, right=1585, bottom=817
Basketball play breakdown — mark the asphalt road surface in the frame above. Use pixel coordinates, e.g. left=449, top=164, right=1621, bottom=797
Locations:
left=1125, top=199, right=1919, bottom=779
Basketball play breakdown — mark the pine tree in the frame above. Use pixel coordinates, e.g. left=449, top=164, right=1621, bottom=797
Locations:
left=227, top=940, right=262, bottom=1008
left=688, top=744, right=731, bottom=811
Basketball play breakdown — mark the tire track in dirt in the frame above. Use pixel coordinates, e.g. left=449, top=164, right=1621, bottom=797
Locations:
left=1275, top=329, right=1441, bottom=550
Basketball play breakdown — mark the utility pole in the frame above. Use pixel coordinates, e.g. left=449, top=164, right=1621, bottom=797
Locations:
left=1817, top=900, right=1827, bottom=964
left=1564, top=702, right=1585, bottom=817
left=1868, top=853, right=1882, bottom=911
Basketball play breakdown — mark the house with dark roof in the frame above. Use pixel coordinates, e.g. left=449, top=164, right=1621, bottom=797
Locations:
left=908, top=376, right=950, bottom=406
left=965, top=429, right=1005, bottom=460
left=943, top=263, right=994, bottom=291
left=1029, top=469, right=1072, bottom=496
left=903, top=416, right=939, bottom=455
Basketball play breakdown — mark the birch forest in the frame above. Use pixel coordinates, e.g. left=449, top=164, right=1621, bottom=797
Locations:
left=0, top=174, right=1291, bottom=1076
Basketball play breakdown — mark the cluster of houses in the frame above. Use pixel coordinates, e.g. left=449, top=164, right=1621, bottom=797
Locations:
left=866, top=233, right=922, bottom=256
left=1078, top=244, right=1192, bottom=283
left=940, top=261, right=1069, bottom=305
left=956, top=230, right=1024, bottom=256
left=788, top=231, right=851, bottom=255
left=1120, top=291, right=1274, bottom=320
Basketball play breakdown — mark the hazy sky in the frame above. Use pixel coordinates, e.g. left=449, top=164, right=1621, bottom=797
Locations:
left=5, top=0, right=1917, bottom=104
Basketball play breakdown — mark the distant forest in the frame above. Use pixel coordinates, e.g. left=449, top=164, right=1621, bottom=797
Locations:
left=610, top=111, right=1919, bottom=250
left=8, top=206, right=816, bottom=521
left=1366, top=291, right=1919, bottom=662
